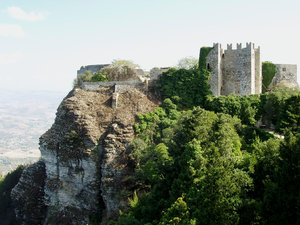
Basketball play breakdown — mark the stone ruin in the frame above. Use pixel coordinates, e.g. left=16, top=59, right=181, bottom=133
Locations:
left=77, top=64, right=169, bottom=108
left=78, top=44, right=298, bottom=107
left=77, top=64, right=110, bottom=75
left=269, top=64, right=298, bottom=89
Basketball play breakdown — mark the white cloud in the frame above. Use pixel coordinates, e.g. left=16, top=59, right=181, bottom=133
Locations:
left=8, top=7, right=45, bottom=22
left=0, top=24, right=25, bottom=38
left=0, top=52, right=23, bottom=65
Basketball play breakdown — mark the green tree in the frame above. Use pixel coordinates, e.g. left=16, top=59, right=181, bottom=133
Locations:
left=279, top=94, right=300, bottom=133
left=159, top=197, right=195, bottom=225
left=263, top=87, right=299, bottom=132
left=159, top=68, right=211, bottom=108
left=110, top=59, right=139, bottom=69
left=261, top=132, right=300, bottom=225
left=176, top=57, right=198, bottom=70
left=100, top=59, right=140, bottom=81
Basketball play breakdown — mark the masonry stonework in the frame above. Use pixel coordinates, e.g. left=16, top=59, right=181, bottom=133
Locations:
left=270, top=64, right=298, bottom=88
left=77, top=64, right=110, bottom=75
left=205, top=43, right=262, bottom=96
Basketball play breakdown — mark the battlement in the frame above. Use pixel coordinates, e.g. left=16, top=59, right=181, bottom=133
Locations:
left=223, top=42, right=258, bottom=51
left=227, top=44, right=233, bottom=50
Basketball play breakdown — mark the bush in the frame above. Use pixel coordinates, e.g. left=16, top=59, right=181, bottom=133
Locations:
left=159, top=68, right=211, bottom=108
left=198, top=47, right=213, bottom=70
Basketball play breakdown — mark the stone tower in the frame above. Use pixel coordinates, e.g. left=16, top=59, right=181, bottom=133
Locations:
left=205, top=43, right=262, bottom=96
left=269, top=64, right=298, bottom=89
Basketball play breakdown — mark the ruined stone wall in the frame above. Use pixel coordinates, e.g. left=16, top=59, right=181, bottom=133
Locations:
left=77, top=64, right=109, bottom=75
left=206, top=43, right=223, bottom=96
left=114, top=83, right=146, bottom=94
left=270, top=64, right=298, bottom=88
left=81, top=80, right=145, bottom=92
left=149, top=68, right=169, bottom=86
left=81, top=79, right=148, bottom=108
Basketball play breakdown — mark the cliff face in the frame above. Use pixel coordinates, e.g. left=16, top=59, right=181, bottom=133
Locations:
left=12, top=87, right=159, bottom=224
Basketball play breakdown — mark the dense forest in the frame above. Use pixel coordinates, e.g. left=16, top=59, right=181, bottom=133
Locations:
left=111, top=67, right=300, bottom=225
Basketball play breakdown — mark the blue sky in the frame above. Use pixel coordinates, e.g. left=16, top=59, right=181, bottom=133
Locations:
left=0, top=0, right=299, bottom=91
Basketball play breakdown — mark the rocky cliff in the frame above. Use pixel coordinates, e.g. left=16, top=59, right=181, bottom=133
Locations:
left=11, top=87, right=159, bottom=224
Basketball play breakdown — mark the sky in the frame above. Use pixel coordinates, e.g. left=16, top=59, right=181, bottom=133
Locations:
left=0, top=0, right=299, bottom=92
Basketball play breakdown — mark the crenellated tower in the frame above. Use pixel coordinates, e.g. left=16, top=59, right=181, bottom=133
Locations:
left=204, top=43, right=262, bottom=96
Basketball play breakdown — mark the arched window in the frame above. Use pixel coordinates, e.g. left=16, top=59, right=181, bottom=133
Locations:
left=207, top=63, right=210, bottom=70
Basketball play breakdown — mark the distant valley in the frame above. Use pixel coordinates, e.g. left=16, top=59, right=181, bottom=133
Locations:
left=0, top=90, right=65, bottom=175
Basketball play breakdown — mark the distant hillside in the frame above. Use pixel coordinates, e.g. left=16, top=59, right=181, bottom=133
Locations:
left=0, top=90, right=65, bottom=175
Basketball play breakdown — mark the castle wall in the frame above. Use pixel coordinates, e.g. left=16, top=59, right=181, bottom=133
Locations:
left=148, top=68, right=169, bottom=86
left=255, top=48, right=262, bottom=93
left=270, top=64, right=298, bottom=88
left=206, top=43, right=223, bottom=96
left=81, top=80, right=148, bottom=108
left=77, top=64, right=109, bottom=75
left=250, top=44, right=256, bottom=94
left=81, top=80, right=147, bottom=93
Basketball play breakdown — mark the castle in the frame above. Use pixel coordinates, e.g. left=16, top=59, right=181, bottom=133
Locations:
left=203, top=43, right=298, bottom=96
left=77, top=43, right=298, bottom=104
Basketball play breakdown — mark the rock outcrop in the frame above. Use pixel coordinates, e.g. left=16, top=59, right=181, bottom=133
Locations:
left=12, top=87, right=159, bottom=224
left=11, top=161, right=47, bottom=225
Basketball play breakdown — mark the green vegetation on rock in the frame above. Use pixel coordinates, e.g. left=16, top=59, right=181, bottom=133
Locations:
left=159, top=68, right=211, bottom=108
left=262, top=62, right=277, bottom=92
left=110, top=64, right=300, bottom=224
left=198, top=47, right=213, bottom=70
left=73, top=70, right=108, bottom=88
left=111, top=96, right=300, bottom=225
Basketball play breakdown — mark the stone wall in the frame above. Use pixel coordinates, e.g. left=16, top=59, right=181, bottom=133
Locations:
left=270, top=64, right=298, bottom=88
left=206, top=43, right=223, bottom=96
left=81, top=80, right=148, bottom=108
left=77, top=64, right=109, bottom=75
left=149, top=68, right=169, bottom=85
left=255, top=47, right=262, bottom=93
left=81, top=80, right=146, bottom=92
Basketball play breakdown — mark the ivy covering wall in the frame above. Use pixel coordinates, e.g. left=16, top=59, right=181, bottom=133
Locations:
left=198, top=47, right=213, bottom=70
left=262, top=62, right=277, bottom=92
